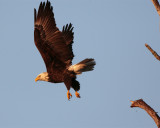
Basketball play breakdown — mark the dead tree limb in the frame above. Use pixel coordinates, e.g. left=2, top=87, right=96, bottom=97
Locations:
left=145, top=0, right=160, bottom=60
left=145, top=43, right=160, bottom=60
left=151, top=0, right=160, bottom=16
left=130, top=99, right=160, bottom=128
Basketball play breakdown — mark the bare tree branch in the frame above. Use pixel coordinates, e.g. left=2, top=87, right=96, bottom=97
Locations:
left=145, top=1, right=160, bottom=60
left=145, top=43, right=160, bottom=61
left=135, top=1, right=160, bottom=128
left=130, top=99, right=160, bottom=128
left=151, top=0, right=160, bottom=16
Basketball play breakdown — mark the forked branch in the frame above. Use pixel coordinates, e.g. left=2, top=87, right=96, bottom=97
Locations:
left=145, top=43, right=160, bottom=61
left=130, top=99, right=160, bottom=128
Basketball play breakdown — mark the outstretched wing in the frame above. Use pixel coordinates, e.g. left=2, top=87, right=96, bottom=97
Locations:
left=62, top=23, right=74, bottom=45
left=34, top=1, right=74, bottom=71
left=62, top=23, right=74, bottom=61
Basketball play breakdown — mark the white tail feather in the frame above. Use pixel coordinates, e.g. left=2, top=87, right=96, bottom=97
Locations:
left=68, top=59, right=96, bottom=75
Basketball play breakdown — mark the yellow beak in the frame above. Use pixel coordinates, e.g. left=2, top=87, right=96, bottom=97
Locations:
left=35, top=77, right=40, bottom=82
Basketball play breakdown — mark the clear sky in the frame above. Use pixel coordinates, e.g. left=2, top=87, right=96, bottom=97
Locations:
left=0, top=0, right=160, bottom=128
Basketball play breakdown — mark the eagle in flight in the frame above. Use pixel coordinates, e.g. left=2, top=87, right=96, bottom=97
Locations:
left=34, top=0, right=96, bottom=100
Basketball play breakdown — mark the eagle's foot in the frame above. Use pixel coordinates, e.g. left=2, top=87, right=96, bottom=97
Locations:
left=75, top=91, right=80, bottom=98
left=67, top=90, right=72, bottom=100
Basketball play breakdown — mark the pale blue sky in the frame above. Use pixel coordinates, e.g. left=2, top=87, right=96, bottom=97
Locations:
left=0, top=0, right=160, bottom=128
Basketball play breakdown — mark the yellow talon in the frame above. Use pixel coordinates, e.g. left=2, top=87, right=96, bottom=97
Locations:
left=67, top=90, right=72, bottom=100
left=75, top=91, right=80, bottom=98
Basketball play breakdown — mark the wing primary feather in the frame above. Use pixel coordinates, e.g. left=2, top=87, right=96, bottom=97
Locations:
left=65, top=24, right=68, bottom=32
left=62, top=23, right=74, bottom=45
left=34, top=9, right=37, bottom=24
left=40, top=2, right=45, bottom=25
left=62, top=26, right=65, bottom=32
left=37, top=2, right=43, bottom=23
left=66, top=23, right=73, bottom=40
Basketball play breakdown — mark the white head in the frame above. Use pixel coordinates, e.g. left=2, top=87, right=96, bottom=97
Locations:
left=35, top=72, right=49, bottom=82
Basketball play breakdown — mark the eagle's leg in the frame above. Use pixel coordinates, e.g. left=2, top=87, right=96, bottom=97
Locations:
left=67, top=90, right=72, bottom=100
left=75, top=91, right=80, bottom=98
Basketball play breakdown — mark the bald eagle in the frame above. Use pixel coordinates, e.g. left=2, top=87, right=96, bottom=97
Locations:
left=34, top=0, right=96, bottom=100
